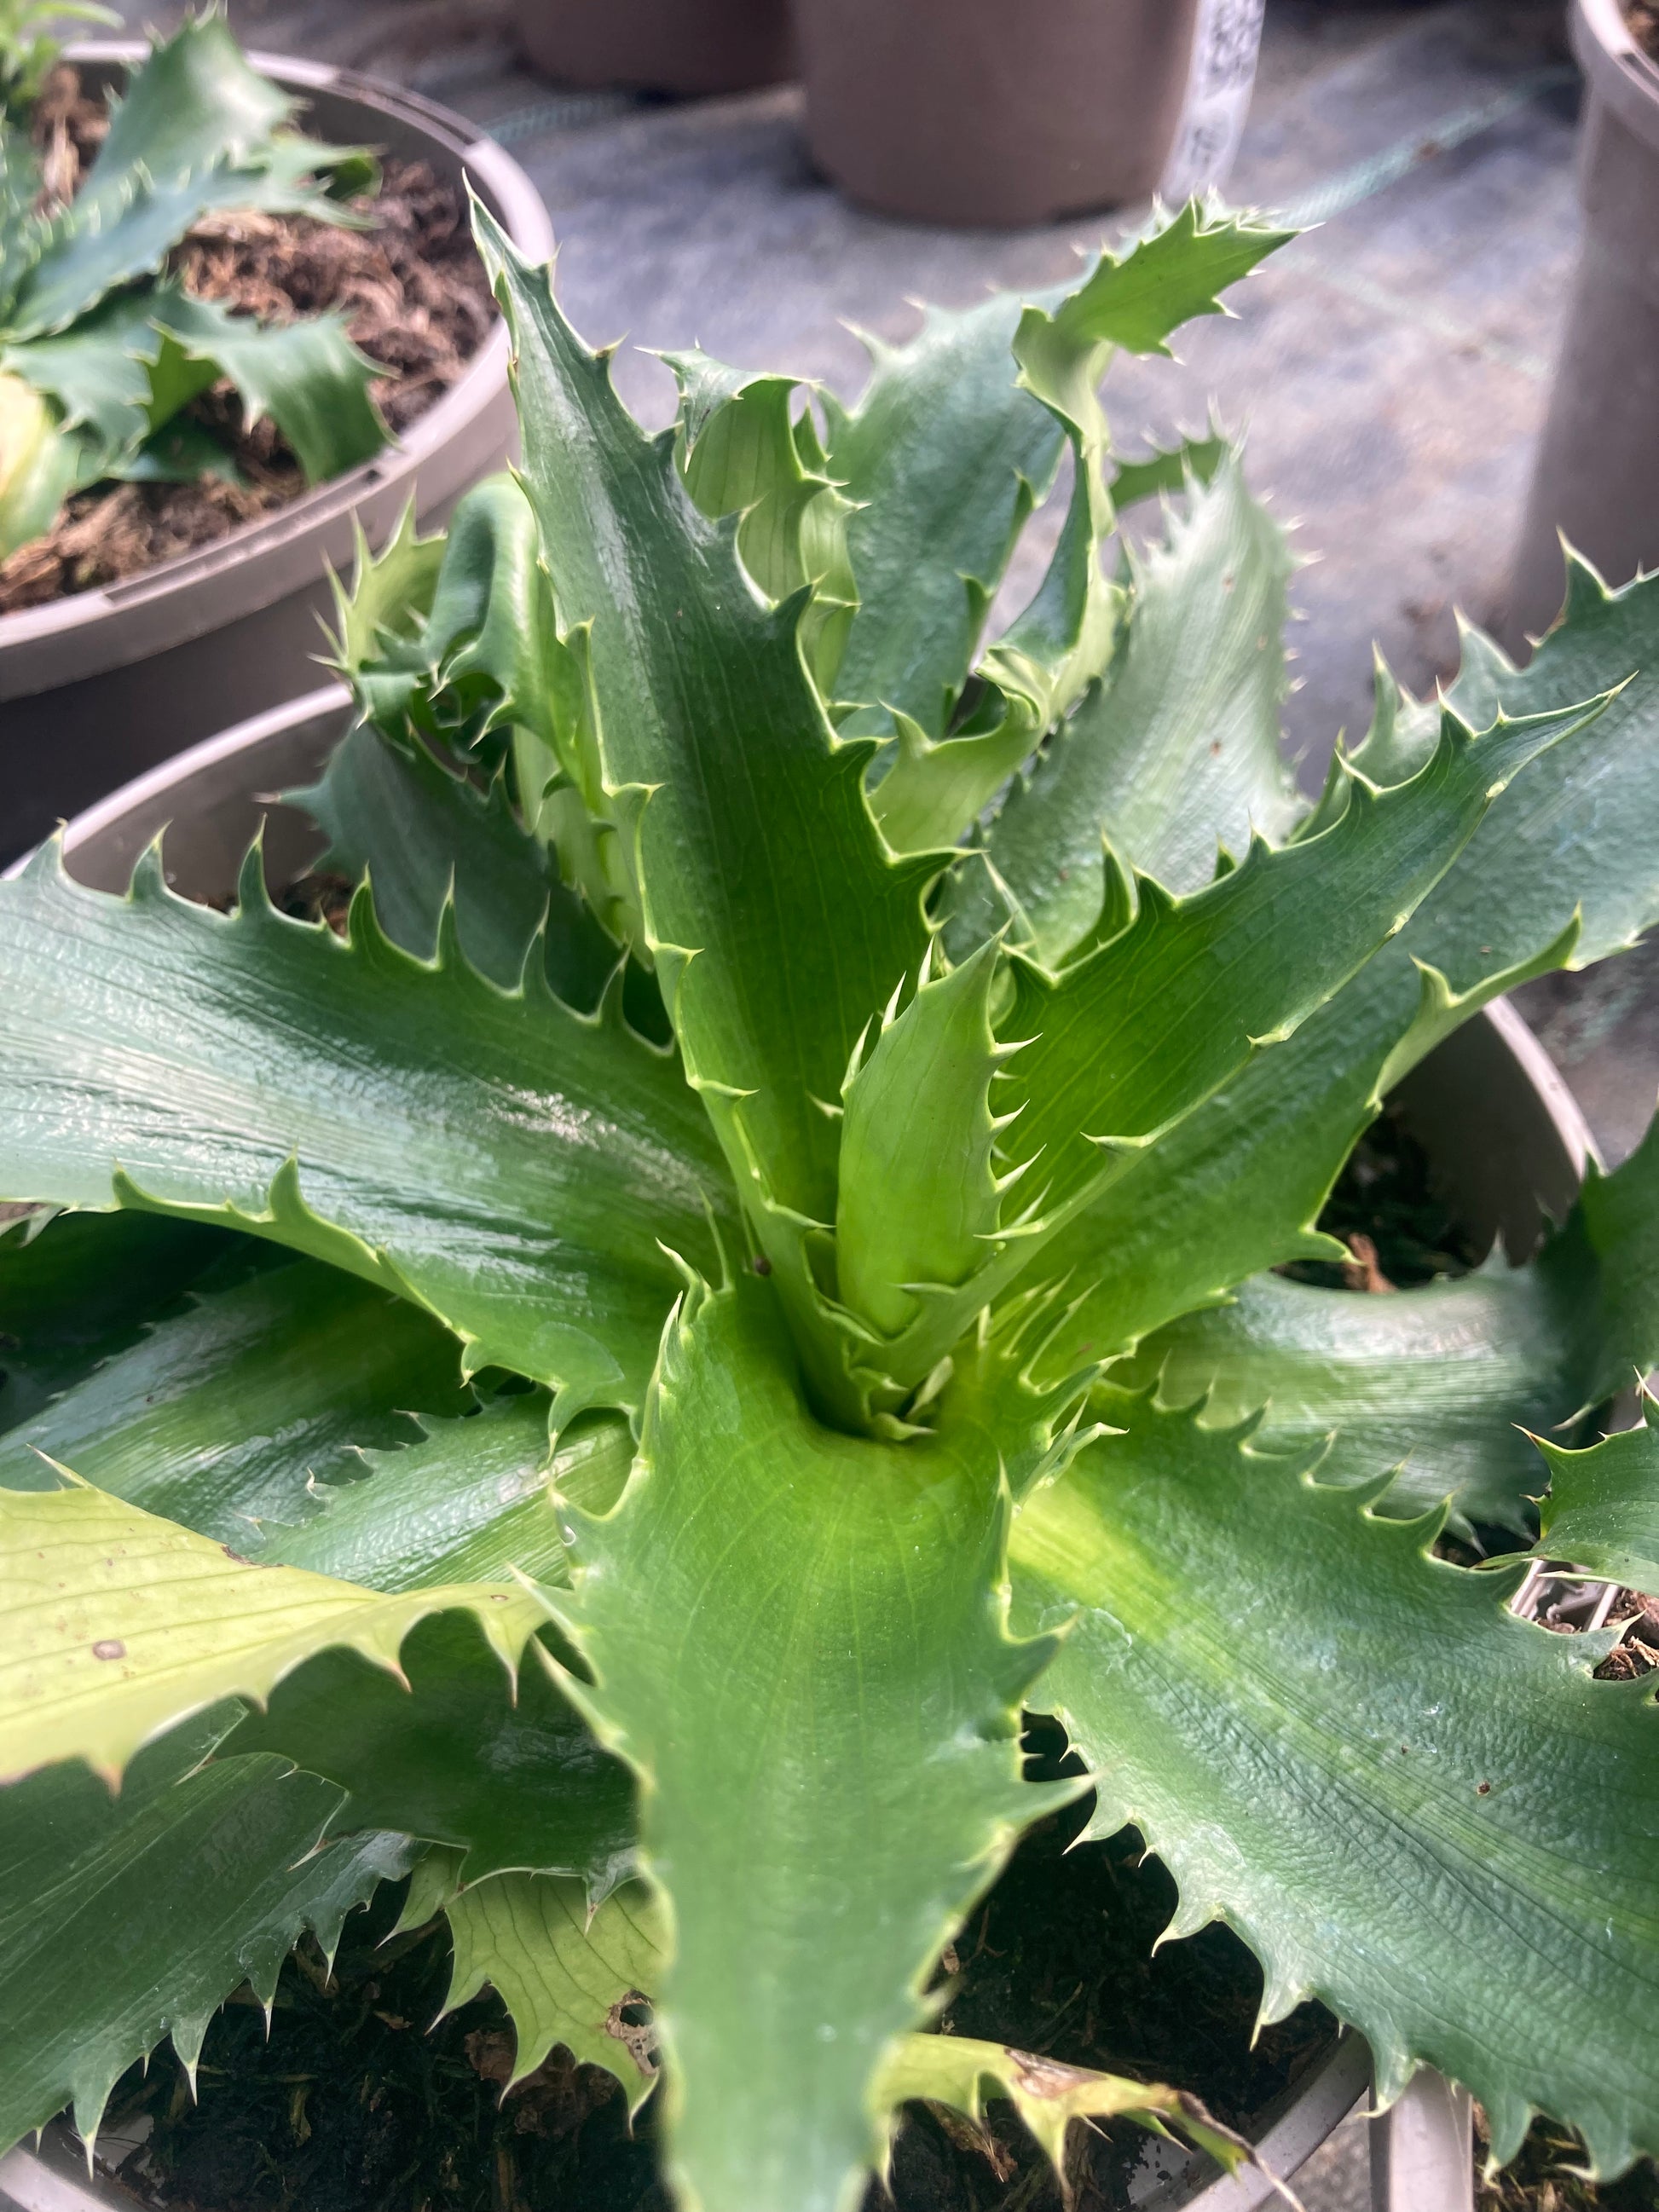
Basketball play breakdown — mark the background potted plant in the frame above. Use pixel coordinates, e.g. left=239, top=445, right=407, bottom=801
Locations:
left=1506, top=0, right=1659, bottom=647
left=515, top=0, right=792, bottom=98
left=790, top=0, right=1264, bottom=228
left=1, top=196, right=1659, bottom=2212
left=0, top=10, right=552, bottom=863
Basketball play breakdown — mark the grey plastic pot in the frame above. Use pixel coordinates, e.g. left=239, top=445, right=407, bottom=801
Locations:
left=0, top=687, right=1593, bottom=2212
left=0, top=45, right=554, bottom=869
left=791, top=0, right=1264, bottom=229
left=1506, top=0, right=1659, bottom=650
left=516, top=0, right=793, bottom=95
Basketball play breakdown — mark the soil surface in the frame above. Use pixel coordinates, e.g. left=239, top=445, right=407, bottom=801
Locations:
left=1628, top=2, right=1659, bottom=62
left=1476, top=2113, right=1659, bottom=2210
left=1282, top=1100, right=1483, bottom=1292
left=0, top=66, right=493, bottom=615
left=91, top=1725, right=1336, bottom=2212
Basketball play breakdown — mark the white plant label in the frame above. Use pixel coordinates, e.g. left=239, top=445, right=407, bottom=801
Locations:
left=1159, top=0, right=1266, bottom=204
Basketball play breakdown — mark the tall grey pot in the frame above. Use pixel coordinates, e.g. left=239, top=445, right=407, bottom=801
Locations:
left=1506, top=0, right=1659, bottom=650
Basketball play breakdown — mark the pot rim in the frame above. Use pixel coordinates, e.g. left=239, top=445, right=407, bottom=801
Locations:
left=0, top=692, right=1600, bottom=2212
left=0, top=45, right=552, bottom=694
left=1572, top=0, right=1659, bottom=151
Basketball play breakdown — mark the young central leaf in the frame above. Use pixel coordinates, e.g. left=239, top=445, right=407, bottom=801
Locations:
left=835, top=944, right=1011, bottom=1342
left=540, top=1272, right=1072, bottom=2212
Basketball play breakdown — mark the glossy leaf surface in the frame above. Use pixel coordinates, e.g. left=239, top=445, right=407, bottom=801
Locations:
left=542, top=1273, right=1072, bottom=2212
left=978, top=452, right=1299, bottom=962
left=0, top=1712, right=413, bottom=2147
left=1012, top=1391, right=1659, bottom=2172
left=0, top=1478, right=540, bottom=1786
left=1123, top=1120, right=1659, bottom=1535
left=1535, top=1395, right=1659, bottom=1590
left=261, top=1394, right=630, bottom=1592
left=0, top=1257, right=467, bottom=1544
left=225, top=1609, right=635, bottom=1896
left=0, top=843, right=730, bottom=1412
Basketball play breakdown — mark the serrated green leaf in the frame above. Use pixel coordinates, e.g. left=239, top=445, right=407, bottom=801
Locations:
left=260, top=1393, right=630, bottom=1591
left=224, top=1608, right=636, bottom=1896
left=310, top=480, right=655, bottom=996
left=0, top=840, right=731, bottom=1413
left=967, top=450, right=1300, bottom=963
left=294, top=718, right=629, bottom=1009
left=2, top=289, right=156, bottom=458
left=1118, top=1100, right=1659, bottom=1535
left=1344, top=648, right=1445, bottom=791
left=828, top=202, right=1289, bottom=748
left=835, top=942, right=1009, bottom=1341
left=1043, top=201, right=1294, bottom=361
left=325, top=498, right=444, bottom=675
left=1107, top=425, right=1228, bottom=511
left=483, top=214, right=935, bottom=1216
left=74, top=16, right=292, bottom=226
left=1122, top=1257, right=1582, bottom=1536
left=443, top=1872, right=665, bottom=2101
left=865, top=287, right=1130, bottom=861
left=1432, top=560, right=1659, bottom=973
left=669, top=349, right=855, bottom=691
left=0, top=1255, right=469, bottom=1544
left=823, top=292, right=1064, bottom=741
left=477, top=212, right=938, bottom=1418
left=7, top=155, right=348, bottom=344
left=1033, top=568, right=1659, bottom=1380
left=1011, top=1389, right=1659, bottom=2174
left=0, top=1711, right=414, bottom=2153
left=961, top=699, right=1604, bottom=1331
left=873, top=2034, right=1248, bottom=2182
left=0, top=1476, right=543, bottom=1787
left=351, top=474, right=564, bottom=762
left=145, top=290, right=384, bottom=483
left=1031, top=924, right=1580, bottom=1383
left=0, top=1208, right=241, bottom=1430
left=538, top=1271, right=1074, bottom=2212
left=1534, top=1393, right=1659, bottom=1589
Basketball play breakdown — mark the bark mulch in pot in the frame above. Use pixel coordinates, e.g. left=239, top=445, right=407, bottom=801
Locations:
left=0, top=65, right=493, bottom=616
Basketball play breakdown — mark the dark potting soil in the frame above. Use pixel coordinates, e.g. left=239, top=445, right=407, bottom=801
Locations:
left=1627, top=2, right=1659, bottom=63
left=90, top=1724, right=1335, bottom=2212
left=1280, top=1099, right=1483, bottom=1293
left=0, top=67, right=493, bottom=615
left=1477, top=2115, right=1659, bottom=2211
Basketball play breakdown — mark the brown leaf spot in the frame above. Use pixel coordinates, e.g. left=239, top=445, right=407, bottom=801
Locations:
left=604, top=1991, right=659, bottom=2078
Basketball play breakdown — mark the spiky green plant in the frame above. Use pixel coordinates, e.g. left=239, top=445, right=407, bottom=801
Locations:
left=3, top=198, right=1659, bottom=2211
left=0, top=12, right=386, bottom=560
left=0, top=0, right=118, bottom=122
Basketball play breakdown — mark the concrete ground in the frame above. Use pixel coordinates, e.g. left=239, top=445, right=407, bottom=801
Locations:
left=97, top=1, right=1655, bottom=2198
